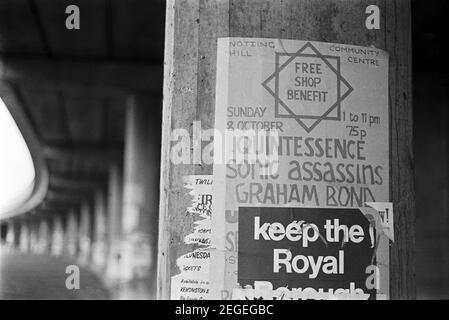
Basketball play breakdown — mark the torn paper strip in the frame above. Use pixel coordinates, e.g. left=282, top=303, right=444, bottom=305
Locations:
left=170, top=175, right=213, bottom=300
left=361, top=202, right=394, bottom=242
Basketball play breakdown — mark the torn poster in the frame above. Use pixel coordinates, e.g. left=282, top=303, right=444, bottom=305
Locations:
left=170, top=175, right=212, bottom=300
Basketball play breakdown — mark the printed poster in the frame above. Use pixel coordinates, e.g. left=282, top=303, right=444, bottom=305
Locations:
left=210, top=38, right=390, bottom=300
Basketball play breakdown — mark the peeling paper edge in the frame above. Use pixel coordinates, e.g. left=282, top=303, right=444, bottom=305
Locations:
left=170, top=175, right=213, bottom=300
left=359, top=201, right=393, bottom=300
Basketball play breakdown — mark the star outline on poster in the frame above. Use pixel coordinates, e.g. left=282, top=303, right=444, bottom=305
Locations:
left=262, top=42, right=354, bottom=133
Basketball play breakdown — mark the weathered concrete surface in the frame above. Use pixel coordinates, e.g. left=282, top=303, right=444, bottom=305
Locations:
left=0, top=246, right=109, bottom=300
left=159, top=0, right=414, bottom=300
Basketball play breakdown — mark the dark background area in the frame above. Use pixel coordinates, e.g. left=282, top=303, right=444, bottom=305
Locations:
left=412, top=0, right=449, bottom=299
left=412, top=0, right=449, bottom=73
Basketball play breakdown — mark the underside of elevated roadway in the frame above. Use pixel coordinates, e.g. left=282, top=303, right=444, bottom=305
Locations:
left=0, top=0, right=164, bottom=220
left=0, top=0, right=165, bottom=299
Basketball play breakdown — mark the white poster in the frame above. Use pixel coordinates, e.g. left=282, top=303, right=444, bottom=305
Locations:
left=210, top=38, right=390, bottom=300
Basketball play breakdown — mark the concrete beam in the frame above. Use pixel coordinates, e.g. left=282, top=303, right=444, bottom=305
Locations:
left=45, top=190, right=90, bottom=204
left=19, top=220, right=30, bottom=253
left=0, top=57, right=162, bottom=94
left=50, top=176, right=105, bottom=190
left=29, top=208, right=59, bottom=217
left=42, top=144, right=123, bottom=162
left=39, top=200, right=80, bottom=212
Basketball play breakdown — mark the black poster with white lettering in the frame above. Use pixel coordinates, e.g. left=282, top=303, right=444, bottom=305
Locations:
left=237, top=207, right=376, bottom=299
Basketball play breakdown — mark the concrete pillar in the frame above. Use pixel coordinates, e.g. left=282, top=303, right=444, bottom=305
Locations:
left=19, top=219, right=30, bottom=253
left=5, top=220, right=17, bottom=249
left=92, top=189, right=108, bottom=272
left=159, top=0, right=414, bottom=299
left=64, top=209, right=79, bottom=257
left=51, top=214, right=64, bottom=256
left=29, top=219, right=39, bottom=253
left=78, top=201, right=93, bottom=266
left=37, top=217, right=51, bottom=254
left=0, top=222, right=7, bottom=244
left=105, top=163, right=123, bottom=283
left=119, top=96, right=159, bottom=298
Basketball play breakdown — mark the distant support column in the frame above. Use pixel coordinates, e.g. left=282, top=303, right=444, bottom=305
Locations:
left=19, top=218, right=30, bottom=253
left=120, top=95, right=159, bottom=298
left=5, top=219, right=17, bottom=249
left=64, top=208, right=79, bottom=258
left=37, top=216, right=51, bottom=254
left=92, top=189, right=108, bottom=273
left=78, top=201, right=93, bottom=266
left=29, top=219, right=39, bottom=253
left=105, top=162, right=123, bottom=283
left=51, top=213, right=64, bottom=256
